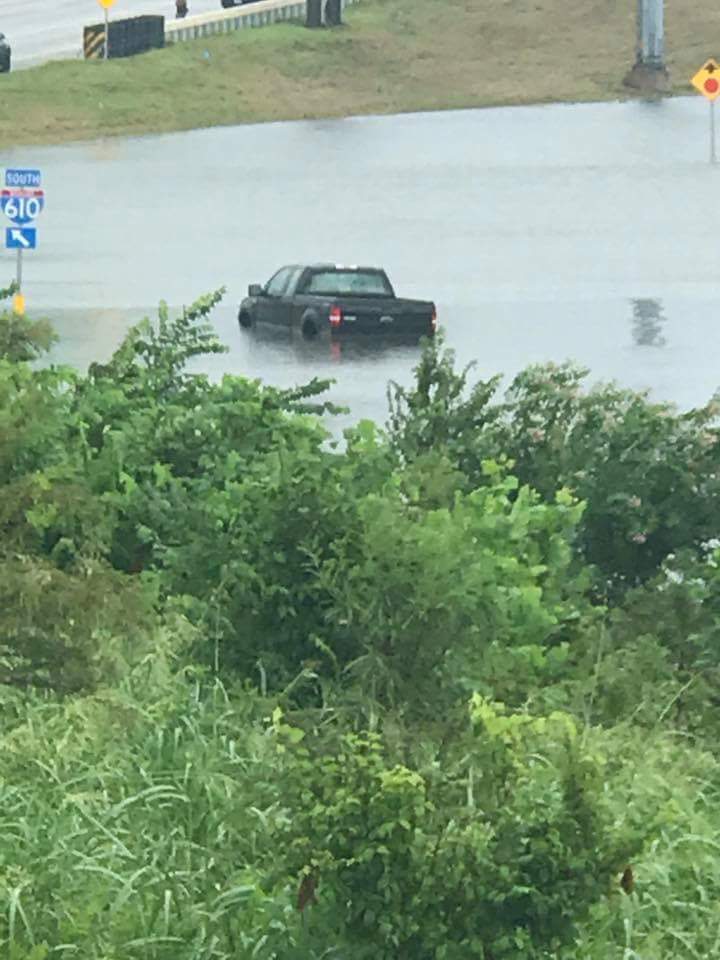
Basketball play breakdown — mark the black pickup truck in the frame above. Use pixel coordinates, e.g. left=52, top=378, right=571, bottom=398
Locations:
left=238, top=264, right=437, bottom=339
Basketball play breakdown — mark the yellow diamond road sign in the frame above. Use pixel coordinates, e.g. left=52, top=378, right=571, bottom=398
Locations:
left=692, top=59, right=720, bottom=100
left=97, top=0, right=116, bottom=8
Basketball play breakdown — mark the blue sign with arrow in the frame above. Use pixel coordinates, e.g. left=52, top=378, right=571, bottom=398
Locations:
left=6, top=227, right=37, bottom=250
left=3, top=168, right=43, bottom=315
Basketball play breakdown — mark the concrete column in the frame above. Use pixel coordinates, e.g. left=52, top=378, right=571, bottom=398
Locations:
left=638, top=0, right=664, bottom=66
left=624, top=0, right=669, bottom=91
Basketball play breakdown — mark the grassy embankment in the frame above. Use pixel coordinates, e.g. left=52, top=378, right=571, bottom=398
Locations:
left=1, top=0, right=719, bottom=147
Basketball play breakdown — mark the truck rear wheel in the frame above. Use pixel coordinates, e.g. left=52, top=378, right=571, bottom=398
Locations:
left=301, top=318, right=318, bottom=339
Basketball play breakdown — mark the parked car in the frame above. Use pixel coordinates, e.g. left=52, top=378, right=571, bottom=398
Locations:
left=238, top=263, right=437, bottom=339
left=0, top=34, right=11, bottom=74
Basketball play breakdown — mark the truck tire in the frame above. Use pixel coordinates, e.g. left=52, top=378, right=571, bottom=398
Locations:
left=238, top=310, right=253, bottom=329
left=301, top=317, right=318, bottom=339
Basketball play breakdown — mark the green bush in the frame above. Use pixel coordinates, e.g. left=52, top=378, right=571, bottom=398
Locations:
left=3, top=292, right=720, bottom=959
left=0, top=281, right=56, bottom=362
left=280, top=709, right=619, bottom=959
left=312, top=462, right=591, bottom=715
left=388, top=338, right=720, bottom=590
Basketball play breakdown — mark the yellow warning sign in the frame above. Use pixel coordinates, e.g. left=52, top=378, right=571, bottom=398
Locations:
left=12, top=293, right=25, bottom=316
left=692, top=59, right=720, bottom=100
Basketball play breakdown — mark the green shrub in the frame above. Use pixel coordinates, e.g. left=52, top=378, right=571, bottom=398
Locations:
left=0, top=555, right=156, bottom=693
left=0, top=281, right=56, bottom=362
left=3, top=291, right=720, bottom=959
left=388, top=338, right=720, bottom=590
left=273, top=700, right=656, bottom=960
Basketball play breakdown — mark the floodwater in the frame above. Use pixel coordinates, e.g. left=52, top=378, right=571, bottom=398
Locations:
left=1, top=97, right=719, bottom=428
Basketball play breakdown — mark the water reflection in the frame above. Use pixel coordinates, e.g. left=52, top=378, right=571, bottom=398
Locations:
left=230, top=324, right=426, bottom=439
left=631, top=298, right=667, bottom=347
left=238, top=323, right=426, bottom=367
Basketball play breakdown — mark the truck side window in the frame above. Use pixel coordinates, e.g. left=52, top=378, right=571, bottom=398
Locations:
left=283, top=267, right=304, bottom=295
left=265, top=268, right=292, bottom=297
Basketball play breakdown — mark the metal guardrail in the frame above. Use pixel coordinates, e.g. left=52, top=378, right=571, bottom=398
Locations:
left=166, top=0, right=356, bottom=43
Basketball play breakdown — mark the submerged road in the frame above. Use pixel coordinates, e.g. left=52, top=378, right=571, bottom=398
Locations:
left=2, top=0, right=220, bottom=67
left=0, top=97, right=718, bottom=428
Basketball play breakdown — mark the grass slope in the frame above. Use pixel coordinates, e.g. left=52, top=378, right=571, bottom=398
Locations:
left=0, top=0, right=718, bottom=145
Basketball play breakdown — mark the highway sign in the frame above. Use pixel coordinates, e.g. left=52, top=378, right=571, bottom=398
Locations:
left=3, top=168, right=42, bottom=314
left=1, top=189, right=45, bottom=226
left=6, top=227, right=37, bottom=250
left=5, top=169, right=41, bottom=188
left=692, top=60, right=720, bottom=162
left=692, top=59, right=720, bottom=100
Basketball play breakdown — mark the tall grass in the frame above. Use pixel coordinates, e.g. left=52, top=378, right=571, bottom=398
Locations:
left=0, top=647, right=303, bottom=959
left=4, top=647, right=720, bottom=958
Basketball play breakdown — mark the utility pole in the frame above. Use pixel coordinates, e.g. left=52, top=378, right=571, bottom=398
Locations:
left=624, top=0, right=670, bottom=92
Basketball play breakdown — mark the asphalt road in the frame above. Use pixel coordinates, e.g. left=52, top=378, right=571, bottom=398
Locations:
left=2, top=0, right=221, bottom=67
left=1, top=97, right=719, bottom=429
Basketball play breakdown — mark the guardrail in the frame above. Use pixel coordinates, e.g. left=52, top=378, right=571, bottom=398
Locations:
left=84, top=14, right=165, bottom=60
left=166, top=0, right=357, bottom=43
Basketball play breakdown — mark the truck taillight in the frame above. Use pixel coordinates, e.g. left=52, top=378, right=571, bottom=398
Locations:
left=329, top=305, right=343, bottom=328
left=431, top=306, right=438, bottom=333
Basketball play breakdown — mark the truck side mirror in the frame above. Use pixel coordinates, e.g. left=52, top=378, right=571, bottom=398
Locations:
left=248, top=283, right=263, bottom=297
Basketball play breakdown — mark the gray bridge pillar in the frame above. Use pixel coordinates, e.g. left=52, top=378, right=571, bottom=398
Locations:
left=624, top=0, right=670, bottom=92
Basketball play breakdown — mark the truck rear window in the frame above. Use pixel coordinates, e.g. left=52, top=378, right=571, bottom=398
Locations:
left=302, top=270, right=393, bottom=297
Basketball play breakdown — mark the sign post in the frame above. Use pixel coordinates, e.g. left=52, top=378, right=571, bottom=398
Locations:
left=97, top=0, right=117, bottom=60
left=2, top=169, right=44, bottom=316
left=15, top=246, right=24, bottom=316
left=691, top=59, right=720, bottom=163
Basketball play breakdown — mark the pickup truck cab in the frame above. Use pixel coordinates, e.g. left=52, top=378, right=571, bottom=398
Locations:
left=238, top=264, right=437, bottom=340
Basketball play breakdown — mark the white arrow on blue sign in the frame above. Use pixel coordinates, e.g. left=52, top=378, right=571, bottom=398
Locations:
left=6, top=227, right=37, bottom=250
left=5, top=169, right=42, bottom=189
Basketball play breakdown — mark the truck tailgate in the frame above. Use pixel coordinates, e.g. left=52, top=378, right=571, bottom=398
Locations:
left=334, top=297, right=435, bottom=336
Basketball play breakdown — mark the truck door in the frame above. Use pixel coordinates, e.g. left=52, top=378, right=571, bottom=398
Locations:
left=257, top=267, right=294, bottom=327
